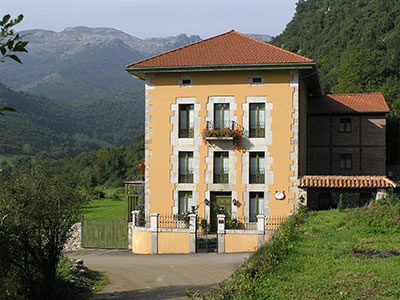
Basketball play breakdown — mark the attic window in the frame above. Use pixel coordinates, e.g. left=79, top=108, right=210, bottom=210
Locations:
left=252, top=77, right=262, bottom=84
left=182, top=79, right=192, bottom=86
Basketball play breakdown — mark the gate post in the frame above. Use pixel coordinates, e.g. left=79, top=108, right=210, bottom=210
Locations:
left=189, top=214, right=197, bottom=253
left=217, top=214, right=225, bottom=253
left=150, top=213, right=159, bottom=254
left=257, top=215, right=266, bottom=248
left=132, top=210, right=139, bottom=227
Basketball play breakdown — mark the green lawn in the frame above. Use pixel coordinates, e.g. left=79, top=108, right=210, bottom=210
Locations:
left=0, top=153, right=34, bottom=166
left=82, top=187, right=126, bottom=220
left=207, top=201, right=400, bottom=300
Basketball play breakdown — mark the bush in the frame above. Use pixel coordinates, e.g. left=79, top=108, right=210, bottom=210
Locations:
left=0, top=163, right=86, bottom=300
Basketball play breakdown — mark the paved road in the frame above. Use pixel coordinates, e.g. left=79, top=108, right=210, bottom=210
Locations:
left=67, top=250, right=250, bottom=300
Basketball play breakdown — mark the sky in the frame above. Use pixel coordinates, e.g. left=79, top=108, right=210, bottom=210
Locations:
left=1, top=0, right=298, bottom=39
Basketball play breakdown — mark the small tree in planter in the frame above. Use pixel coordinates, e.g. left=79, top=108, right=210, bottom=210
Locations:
left=200, top=218, right=208, bottom=233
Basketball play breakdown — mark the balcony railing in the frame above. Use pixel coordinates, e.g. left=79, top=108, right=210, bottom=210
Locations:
left=179, top=173, right=193, bottom=183
left=214, top=170, right=229, bottom=184
left=250, top=173, right=265, bottom=184
left=249, top=127, right=265, bottom=138
left=179, top=128, right=194, bottom=138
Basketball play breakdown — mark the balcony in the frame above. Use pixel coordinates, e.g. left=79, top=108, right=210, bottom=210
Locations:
left=250, top=173, right=265, bottom=184
left=179, top=172, right=193, bottom=183
left=214, top=170, right=229, bottom=184
left=249, top=128, right=265, bottom=138
left=202, top=120, right=243, bottom=150
left=179, top=128, right=194, bottom=138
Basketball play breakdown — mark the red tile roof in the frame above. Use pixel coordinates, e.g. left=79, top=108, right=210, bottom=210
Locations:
left=126, top=30, right=314, bottom=69
left=309, top=93, right=389, bottom=114
left=298, top=175, right=396, bottom=189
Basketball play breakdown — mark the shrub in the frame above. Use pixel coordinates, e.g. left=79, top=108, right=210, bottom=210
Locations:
left=0, top=163, right=86, bottom=300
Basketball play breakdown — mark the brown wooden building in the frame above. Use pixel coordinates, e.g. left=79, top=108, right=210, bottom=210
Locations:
left=300, top=93, right=396, bottom=210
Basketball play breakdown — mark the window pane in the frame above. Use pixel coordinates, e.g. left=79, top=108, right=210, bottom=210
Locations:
left=180, top=109, right=187, bottom=129
left=179, top=193, right=187, bottom=213
left=179, top=155, right=187, bottom=173
left=258, top=106, right=265, bottom=128
left=258, top=196, right=264, bottom=215
left=340, top=159, right=345, bottom=169
left=250, top=156, right=257, bottom=174
left=346, top=123, right=351, bottom=132
left=259, top=156, right=265, bottom=174
left=223, top=107, right=230, bottom=128
left=189, top=108, right=194, bottom=129
left=250, top=108, right=257, bottom=128
left=214, top=105, right=222, bottom=128
left=250, top=196, right=257, bottom=221
left=214, top=155, right=221, bottom=174
left=188, top=156, right=194, bottom=173
left=346, top=159, right=351, bottom=169
left=222, top=154, right=229, bottom=171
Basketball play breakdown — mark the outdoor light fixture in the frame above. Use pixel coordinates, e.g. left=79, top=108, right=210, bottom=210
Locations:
left=299, top=195, right=305, bottom=204
left=232, top=199, right=238, bottom=206
left=191, top=206, right=196, bottom=214
left=205, top=199, right=210, bottom=206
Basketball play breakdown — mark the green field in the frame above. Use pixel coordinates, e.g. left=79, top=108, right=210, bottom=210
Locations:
left=82, top=187, right=127, bottom=220
left=207, top=200, right=400, bottom=300
left=0, top=153, right=34, bottom=166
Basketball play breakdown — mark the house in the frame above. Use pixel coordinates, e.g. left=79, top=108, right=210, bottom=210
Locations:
left=125, top=30, right=394, bottom=247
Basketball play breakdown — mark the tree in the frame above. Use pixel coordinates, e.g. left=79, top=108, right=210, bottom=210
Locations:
left=0, top=163, right=86, bottom=299
left=0, top=14, right=28, bottom=117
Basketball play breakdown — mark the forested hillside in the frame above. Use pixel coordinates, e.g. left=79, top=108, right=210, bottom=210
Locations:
left=273, top=0, right=400, bottom=111
left=0, top=84, right=144, bottom=159
left=273, top=0, right=400, bottom=164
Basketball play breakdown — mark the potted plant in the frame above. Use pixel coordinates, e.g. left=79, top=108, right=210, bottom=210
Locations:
left=200, top=218, right=208, bottom=233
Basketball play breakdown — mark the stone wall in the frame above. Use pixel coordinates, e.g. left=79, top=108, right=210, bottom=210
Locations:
left=64, top=223, right=82, bottom=252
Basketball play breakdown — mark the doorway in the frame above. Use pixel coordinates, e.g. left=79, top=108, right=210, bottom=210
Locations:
left=210, top=192, right=231, bottom=232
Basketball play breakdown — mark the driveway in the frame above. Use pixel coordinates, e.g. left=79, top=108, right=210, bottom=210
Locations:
left=67, top=250, right=250, bottom=300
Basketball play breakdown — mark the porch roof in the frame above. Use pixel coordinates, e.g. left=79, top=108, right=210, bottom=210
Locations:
left=298, top=175, right=396, bottom=189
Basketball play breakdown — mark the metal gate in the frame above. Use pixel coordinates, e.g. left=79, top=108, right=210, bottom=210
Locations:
left=82, top=220, right=128, bottom=249
left=196, top=233, right=218, bottom=253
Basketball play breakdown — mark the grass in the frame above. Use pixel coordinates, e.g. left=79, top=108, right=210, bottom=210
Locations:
left=82, top=186, right=126, bottom=220
left=55, top=256, right=108, bottom=300
left=205, top=198, right=400, bottom=300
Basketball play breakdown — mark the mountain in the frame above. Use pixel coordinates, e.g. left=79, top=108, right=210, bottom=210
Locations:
left=0, top=27, right=201, bottom=101
left=0, top=83, right=144, bottom=159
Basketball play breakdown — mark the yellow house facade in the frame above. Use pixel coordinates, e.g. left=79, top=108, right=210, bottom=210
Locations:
left=126, top=30, right=319, bottom=232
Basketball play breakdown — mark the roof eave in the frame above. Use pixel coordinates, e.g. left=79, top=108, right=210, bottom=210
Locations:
left=125, top=62, right=316, bottom=79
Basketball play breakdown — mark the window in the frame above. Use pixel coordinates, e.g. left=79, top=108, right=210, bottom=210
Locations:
left=340, top=118, right=351, bottom=133
left=182, top=79, right=191, bottom=85
left=179, top=104, right=194, bottom=138
left=179, top=152, right=193, bottom=183
left=252, top=77, right=262, bottom=84
left=214, top=152, right=229, bottom=183
left=249, top=103, right=265, bottom=138
left=214, top=103, right=230, bottom=129
left=178, top=191, right=192, bottom=213
left=250, top=192, right=264, bottom=222
left=339, top=154, right=352, bottom=169
left=250, top=152, right=265, bottom=183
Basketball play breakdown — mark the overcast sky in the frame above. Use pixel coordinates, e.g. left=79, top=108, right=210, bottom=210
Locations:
left=1, top=0, right=298, bottom=39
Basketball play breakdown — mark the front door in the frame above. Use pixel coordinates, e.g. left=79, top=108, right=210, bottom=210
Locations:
left=210, top=192, right=231, bottom=232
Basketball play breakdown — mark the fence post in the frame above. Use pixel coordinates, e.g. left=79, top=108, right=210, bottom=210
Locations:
left=217, top=214, right=225, bottom=253
left=257, top=215, right=266, bottom=248
left=80, top=213, right=84, bottom=249
left=150, top=213, right=159, bottom=254
left=189, top=214, right=197, bottom=253
left=132, top=210, right=139, bottom=227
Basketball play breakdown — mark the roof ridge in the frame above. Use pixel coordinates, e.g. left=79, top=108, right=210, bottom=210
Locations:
left=233, top=31, right=314, bottom=63
left=327, top=92, right=383, bottom=97
left=126, top=30, right=236, bottom=68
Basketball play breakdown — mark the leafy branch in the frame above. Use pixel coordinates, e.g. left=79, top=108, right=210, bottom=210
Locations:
left=0, top=14, right=28, bottom=63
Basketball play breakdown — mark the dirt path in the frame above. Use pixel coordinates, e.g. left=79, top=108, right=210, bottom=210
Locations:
left=67, top=250, right=250, bottom=299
